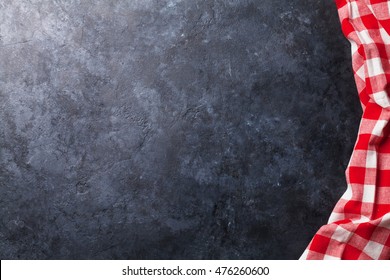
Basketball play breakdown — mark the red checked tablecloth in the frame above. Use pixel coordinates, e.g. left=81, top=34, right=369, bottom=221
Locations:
left=301, top=0, right=390, bottom=260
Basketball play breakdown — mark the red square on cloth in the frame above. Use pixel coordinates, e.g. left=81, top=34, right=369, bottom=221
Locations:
left=342, top=244, right=364, bottom=259
left=347, top=167, right=366, bottom=184
left=308, top=235, right=332, bottom=254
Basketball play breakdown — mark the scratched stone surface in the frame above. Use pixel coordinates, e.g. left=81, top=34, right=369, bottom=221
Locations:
left=0, top=0, right=361, bottom=259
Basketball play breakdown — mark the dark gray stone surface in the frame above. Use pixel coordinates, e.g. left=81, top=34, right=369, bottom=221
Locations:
left=0, top=0, right=361, bottom=259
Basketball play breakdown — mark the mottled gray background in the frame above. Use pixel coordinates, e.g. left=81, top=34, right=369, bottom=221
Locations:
left=0, top=0, right=361, bottom=259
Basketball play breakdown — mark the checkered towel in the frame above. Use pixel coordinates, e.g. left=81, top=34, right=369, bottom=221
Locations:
left=301, top=0, right=390, bottom=260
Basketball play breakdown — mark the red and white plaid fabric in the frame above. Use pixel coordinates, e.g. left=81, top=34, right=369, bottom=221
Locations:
left=301, top=0, right=390, bottom=260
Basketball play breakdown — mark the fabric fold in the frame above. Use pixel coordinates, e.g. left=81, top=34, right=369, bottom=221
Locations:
left=301, top=0, right=390, bottom=260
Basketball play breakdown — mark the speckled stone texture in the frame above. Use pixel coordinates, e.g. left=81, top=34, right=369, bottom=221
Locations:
left=0, top=0, right=361, bottom=259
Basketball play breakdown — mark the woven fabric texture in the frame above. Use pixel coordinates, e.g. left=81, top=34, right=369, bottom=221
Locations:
left=301, top=0, right=390, bottom=260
